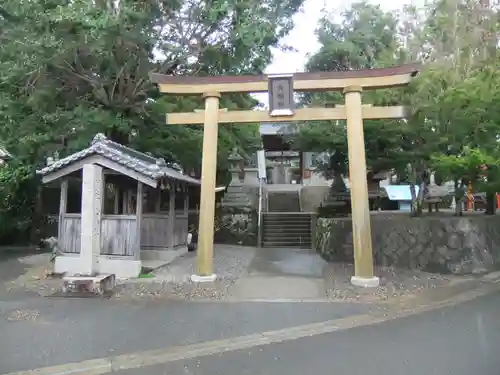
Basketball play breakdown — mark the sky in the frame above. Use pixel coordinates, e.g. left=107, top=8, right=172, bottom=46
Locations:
left=267, top=0, right=421, bottom=74
left=253, top=0, right=422, bottom=105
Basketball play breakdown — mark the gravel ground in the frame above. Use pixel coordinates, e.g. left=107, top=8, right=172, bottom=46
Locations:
left=5, top=265, right=64, bottom=297
left=115, top=245, right=257, bottom=300
left=323, top=262, right=462, bottom=303
left=3, top=248, right=473, bottom=304
left=154, top=244, right=257, bottom=282
left=0, top=253, right=65, bottom=298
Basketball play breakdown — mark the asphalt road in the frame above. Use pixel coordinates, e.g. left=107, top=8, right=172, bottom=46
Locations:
left=1, top=250, right=499, bottom=375
left=0, top=298, right=369, bottom=374
left=114, top=291, right=500, bottom=375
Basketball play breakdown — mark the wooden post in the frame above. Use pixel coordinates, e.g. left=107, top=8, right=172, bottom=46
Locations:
left=168, top=182, right=175, bottom=249
left=113, top=187, right=120, bottom=214
left=183, top=185, right=189, bottom=245
left=58, top=179, right=68, bottom=240
left=122, top=190, right=128, bottom=214
left=135, top=182, right=143, bottom=260
left=343, top=86, right=379, bottom=288
left=155, top=187, right=161, bottom=213
left=183, top=184, right=189, bottom=215
left=193, top=92, right=220, bottom=282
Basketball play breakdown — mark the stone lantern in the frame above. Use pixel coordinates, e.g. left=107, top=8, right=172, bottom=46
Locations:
left=221, top=147, right=253, bottom=210
left=228, top=147, right=244, bottom=185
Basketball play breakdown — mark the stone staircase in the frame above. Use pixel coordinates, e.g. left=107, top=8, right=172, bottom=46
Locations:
left=261, top=212, right=313, bottom=248
left=267, top=191, right=301, bottom=212
left=262, top=190, right=312, bottom=248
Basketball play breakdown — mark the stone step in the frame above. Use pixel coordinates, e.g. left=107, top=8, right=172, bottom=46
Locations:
left=263, top=235, right=311, bottom=242
left=225, top=185, right=248, bottom=193
left=262, top=241, right=312, bottom=248
left=263, top=220, right=311, bottom=226
left=263, top=226, right=311, bottom=232
left=263, top=217, right=311, bottom=222
left=263, top=223, right=311, bottom=230
left=264, top=222, right=311, bottom=227
left=62, top=274, right=116, bottom=296
left=263, top=216, right=312, bottom=222
left=264, top=229, right=311, bottom=233
left=261, top=211, right=313, bottom=248
left=263, top=213, right=311, bottom=217
left=263, top=228, right=312, bottom=235
left=264, top=233, right=312, bottom=241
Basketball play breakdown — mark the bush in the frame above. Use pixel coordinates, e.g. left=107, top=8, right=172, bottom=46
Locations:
left=0, top=164, right=37, bottom=245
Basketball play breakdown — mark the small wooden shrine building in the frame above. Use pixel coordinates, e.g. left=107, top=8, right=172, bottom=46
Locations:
left=36, top=133, right=201, bottom=278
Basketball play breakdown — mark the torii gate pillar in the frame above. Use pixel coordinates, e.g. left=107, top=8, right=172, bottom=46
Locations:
left=191, top=92, right=220, bottom=282
left=344, top=86, right=378, bottom=287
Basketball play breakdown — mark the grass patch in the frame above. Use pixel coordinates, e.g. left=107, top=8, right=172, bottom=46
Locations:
left=138, top=267, right=155, bottom=279
left=138, top=273, right=155, bottom=279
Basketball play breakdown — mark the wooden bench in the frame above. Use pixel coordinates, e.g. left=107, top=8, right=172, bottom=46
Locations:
left=424, top=197, right=442, bottom=212
left=472, top=193, right=487, bottom=211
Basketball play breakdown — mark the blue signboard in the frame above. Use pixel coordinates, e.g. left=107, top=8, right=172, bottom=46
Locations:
left=383, top=185, right=419, bottom=201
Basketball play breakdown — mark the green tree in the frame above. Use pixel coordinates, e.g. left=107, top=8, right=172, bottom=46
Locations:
left=0, top=0, right=304, bottom=243
left=291, top=2, right=411, bottom=194
left=405, top=0, right=500, bottom=215
left=295, top=0, right=500, bottom=216
left=430, top=57, right=500, bottom=215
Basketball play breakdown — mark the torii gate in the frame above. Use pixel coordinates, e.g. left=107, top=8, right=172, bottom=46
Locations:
left=150, top=64, right=420, bottom=287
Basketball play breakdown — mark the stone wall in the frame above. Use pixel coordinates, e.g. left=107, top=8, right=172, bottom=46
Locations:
left=188, top=207, right=258, bottom=247
left=215, top=207, right=258, bottom=247
left=315, top=213, right=500, bottom=275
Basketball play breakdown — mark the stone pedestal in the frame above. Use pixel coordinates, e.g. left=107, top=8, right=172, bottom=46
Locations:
left=320, top=174, right=351, bottom=217
left=243, top=167, right=259, bottom=186
left=271, top=164, right=287, bottom=184
left=220, top=185, right=254, bottom=208
left=62, top=274, right=115, bottom=296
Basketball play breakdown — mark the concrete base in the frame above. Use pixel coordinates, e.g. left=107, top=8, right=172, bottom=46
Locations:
left=350, top=275, right=380, bottom=288
left=191, top=274, right=217, bottom=283
left=55, top=255, right=141, bottom=279
left=62, top=274, right=116, bottom=295
left=141, top=246, right=188, bottom=262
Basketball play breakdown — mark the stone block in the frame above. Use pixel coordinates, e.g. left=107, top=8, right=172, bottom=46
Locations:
left=62, top=274, right=115, bottom=295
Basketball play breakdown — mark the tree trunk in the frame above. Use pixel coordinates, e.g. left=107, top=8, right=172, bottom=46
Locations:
left=454, top=180, right=464, bottom=216
left=409, top=166, right=424, bottom=217
left=30, top=184, right=44, bottom=244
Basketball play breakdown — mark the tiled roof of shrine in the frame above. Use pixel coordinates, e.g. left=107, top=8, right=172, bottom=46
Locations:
left=36, top=133, right=200, bottom=185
